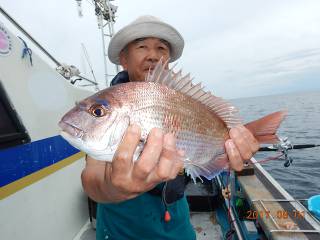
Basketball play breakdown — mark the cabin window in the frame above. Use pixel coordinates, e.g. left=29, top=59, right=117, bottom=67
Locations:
left=0, top=81, right=30, bottom=149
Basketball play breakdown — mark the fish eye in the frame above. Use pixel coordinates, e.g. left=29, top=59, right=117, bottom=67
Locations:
left=89, top=104, right=108, bottom=117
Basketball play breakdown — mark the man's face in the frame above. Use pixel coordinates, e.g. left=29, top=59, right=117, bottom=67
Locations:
left=119, top=37, right=171, bottom=82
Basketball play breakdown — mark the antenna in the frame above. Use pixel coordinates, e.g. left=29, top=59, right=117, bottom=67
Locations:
left=75, top=0, right=83, bottom=17
left=94, top=0, right=120, bottom=87
left=81, top=43, right=99, bottom=91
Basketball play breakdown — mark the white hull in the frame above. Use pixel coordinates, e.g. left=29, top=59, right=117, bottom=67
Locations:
left=0, top=21, right=92, bottom=240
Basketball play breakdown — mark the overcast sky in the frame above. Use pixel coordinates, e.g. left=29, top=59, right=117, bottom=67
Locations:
left=1, top=0, right=320, bottom=99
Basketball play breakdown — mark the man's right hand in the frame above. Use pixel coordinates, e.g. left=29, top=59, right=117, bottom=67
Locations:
left=81, top=124, right=184, bottom=203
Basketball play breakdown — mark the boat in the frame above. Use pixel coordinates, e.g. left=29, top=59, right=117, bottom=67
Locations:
left=1, top=3, right=319, bottom=240
left=0, top=6, right=92, bottom=240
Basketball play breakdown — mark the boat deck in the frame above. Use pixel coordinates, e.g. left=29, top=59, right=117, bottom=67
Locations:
left=191, top=212, right=222, bottom=239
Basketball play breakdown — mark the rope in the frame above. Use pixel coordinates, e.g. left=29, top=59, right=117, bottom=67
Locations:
left=18, top=36, right=33, bottom=66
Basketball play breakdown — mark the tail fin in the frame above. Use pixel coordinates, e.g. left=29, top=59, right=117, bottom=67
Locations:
left=245, top=111, right=287, bottom=144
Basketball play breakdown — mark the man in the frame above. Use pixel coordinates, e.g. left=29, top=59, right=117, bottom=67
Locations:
left=81, top=15, right=260, bottom=240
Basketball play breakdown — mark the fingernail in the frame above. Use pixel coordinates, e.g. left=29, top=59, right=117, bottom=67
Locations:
left=226, top=140, right=235, bottom=148
left=129, top=124, right=140, bottom=134
left=229, top=128, right=239, bottom=138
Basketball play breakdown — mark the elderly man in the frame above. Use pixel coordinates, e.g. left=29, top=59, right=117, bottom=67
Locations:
left=81, top=16, right=259, bottom=240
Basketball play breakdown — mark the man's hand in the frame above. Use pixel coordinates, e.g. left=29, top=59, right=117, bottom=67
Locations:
left=81, top=124, right=183, bottom=203
left=225, top=125, right=260, bottom=171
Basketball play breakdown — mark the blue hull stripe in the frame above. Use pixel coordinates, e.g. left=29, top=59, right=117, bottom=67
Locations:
left=0, top=135, right=80, bottom=187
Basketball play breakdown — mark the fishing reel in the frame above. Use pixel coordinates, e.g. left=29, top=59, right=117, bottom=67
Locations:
left=259, top=137, right=320, bottom=167
left=272, top=137, right=294, bottom=167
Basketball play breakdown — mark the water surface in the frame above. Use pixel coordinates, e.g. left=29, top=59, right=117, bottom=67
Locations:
left=231, top=90, right=320, bottom=199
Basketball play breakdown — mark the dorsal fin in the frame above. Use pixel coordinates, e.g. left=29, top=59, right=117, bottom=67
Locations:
left=145, top=59, right=242, bottom=128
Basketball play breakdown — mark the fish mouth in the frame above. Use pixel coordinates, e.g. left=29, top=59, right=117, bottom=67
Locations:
left=60, top=126, right=115, bottom=161
left=58, top=120, right=84, bottom=138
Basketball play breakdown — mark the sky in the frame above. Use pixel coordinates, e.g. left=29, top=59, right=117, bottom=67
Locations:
left=1, top=0, right=320, bottom=99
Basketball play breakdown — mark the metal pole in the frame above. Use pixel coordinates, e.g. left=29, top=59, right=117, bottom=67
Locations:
left=105, top=0, right=120, bottom=73
left=98, top=14, right=109, bottom=86
left=95, top=0, right=120, bottom=86
left=111, top=20, right=120, bottom=73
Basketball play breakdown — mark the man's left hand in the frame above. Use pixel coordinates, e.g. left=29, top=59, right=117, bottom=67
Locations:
left=225, top=125, right=260, bottom=171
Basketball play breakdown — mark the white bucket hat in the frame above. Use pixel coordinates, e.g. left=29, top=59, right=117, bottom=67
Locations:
left=108, top=15, right=184, bottom=64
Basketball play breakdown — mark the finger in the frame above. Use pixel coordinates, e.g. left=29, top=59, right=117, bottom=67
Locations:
left=105, top=163, right=140, bottom=200
left=238, top=126, right=260, bottom=153
left=169, top=148, right=185, bottom=178
left=147, top=133, right=177, bottom=182
left=229, top=126, right=253, bottom=161
left=133, top=128, right=163, bottom=179
left=225, top=139, right=243, bottom=171
left=112, top=124, right=141, bottom=175
left=163, top=132, right=176, bottom=150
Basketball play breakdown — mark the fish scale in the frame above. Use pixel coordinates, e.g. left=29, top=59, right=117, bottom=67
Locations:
left=108, top=81, right=230, bottom=179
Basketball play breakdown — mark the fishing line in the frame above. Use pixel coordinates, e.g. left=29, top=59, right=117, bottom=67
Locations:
left=161, top=182, right=173, bottom=223
left=224, top=169, right=236, bottom=240
left=250, top=152, right=285, bottom=164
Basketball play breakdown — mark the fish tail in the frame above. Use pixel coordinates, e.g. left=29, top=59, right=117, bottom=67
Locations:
left=244, top=110, right=287, bottom=144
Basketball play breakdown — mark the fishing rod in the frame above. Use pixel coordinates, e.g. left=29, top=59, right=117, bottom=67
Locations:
left=259, top=144, right=320, bottom=151
left=258, top=137, right=320, bottom=151
left=257, top=137, right=320, bottom=167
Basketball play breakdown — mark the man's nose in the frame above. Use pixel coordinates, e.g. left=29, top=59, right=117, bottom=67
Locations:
left=146, top=48, right=160, bottom=62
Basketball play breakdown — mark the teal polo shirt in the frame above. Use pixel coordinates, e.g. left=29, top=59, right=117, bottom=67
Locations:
left=96, top=193, right=196, bottom=240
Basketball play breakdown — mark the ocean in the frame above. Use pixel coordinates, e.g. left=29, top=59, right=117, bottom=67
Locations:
left=231, top=90, right=320, bottom=199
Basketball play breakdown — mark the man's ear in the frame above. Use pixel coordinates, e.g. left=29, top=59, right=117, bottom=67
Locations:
left=119, top=51, right=128, bottom=70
